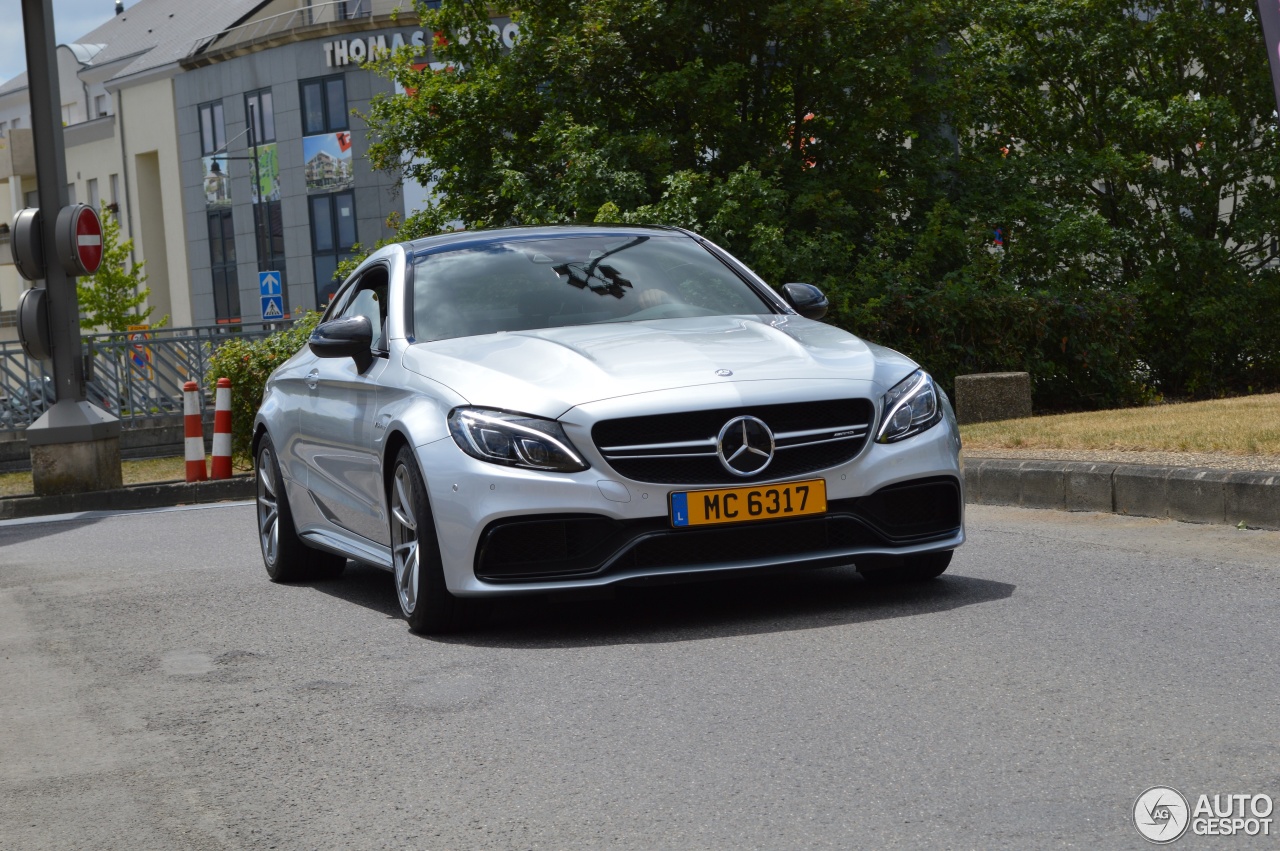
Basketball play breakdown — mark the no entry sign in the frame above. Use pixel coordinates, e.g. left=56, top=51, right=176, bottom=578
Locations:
left=55, top=203, right=102, bottom=276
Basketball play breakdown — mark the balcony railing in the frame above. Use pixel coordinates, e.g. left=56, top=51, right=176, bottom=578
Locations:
left=185, top=0, right=418, bottom=61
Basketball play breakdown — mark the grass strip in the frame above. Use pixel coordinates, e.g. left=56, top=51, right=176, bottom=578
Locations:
left=1, top=455, right=191, bottom=498
left=959, top=393, right=1280, bottom=455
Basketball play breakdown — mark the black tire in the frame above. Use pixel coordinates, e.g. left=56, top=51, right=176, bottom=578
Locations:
left=255, top=433, right=346, bottom=582
left=857, top=550, right=953, bottom=585
left=388, top=445, right=473, bottom=634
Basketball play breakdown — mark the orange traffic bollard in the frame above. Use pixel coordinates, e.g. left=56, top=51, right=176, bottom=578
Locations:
left=211, top=377, right=233, bottom=480
left=183, top=381, right=207, bottom=482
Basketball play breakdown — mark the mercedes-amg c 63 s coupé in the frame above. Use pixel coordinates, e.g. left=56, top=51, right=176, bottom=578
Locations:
left=253, top=225, right=965, bottom=632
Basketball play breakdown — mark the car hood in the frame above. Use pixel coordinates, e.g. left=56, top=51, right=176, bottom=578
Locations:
left=401, top=315, right=918, bottom=418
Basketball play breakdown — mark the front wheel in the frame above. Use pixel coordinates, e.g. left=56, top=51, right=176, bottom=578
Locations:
left=388, top=446, right=473, bottom=634
left=857, top=550, right=953, bottom=585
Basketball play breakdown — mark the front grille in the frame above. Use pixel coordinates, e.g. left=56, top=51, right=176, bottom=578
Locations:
left=473, top=477, right=962, bottom=583
left=592, top=398, right=875, bottom=485
left=625, top=515, right=879, bottom=570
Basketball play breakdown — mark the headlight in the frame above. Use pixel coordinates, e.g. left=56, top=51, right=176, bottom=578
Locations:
left=448, top=407, right=589, bottom=472
left=876, top=369, right=942, bottom=443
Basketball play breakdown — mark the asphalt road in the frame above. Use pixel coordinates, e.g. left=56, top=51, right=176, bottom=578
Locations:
left=1, top=503, right=1277, bottom=850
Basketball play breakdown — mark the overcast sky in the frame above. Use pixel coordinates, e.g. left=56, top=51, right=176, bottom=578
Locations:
left=1, top=1, right=127, bottom=86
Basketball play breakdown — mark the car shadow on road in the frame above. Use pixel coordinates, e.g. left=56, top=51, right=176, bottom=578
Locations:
left=308, top=561, right=1015, bottom=648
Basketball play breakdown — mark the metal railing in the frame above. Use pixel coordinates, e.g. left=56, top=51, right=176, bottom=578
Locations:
left=0, top=321, right=291, bottom=431
left=186, top=0, right=414, bottom=60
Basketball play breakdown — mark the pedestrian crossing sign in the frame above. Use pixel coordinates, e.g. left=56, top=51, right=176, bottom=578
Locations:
left=261, top=295, right=284, bottom=319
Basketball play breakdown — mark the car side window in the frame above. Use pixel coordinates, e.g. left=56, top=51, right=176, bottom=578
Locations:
left=335, top=270, right=389, bottom=352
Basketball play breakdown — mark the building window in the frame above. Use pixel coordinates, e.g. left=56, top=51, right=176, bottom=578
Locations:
left=208, top=209, right=240, bottom=322
left=245, top=89, right=275, bottom=145
left=301, top=75, right=348, bottom=135
left=310, top=190, right=357, bottom=306
left=66, top=183, right=76, bottom=204
left=94, top=94, right=109, bottom=118
left=61, top=103, right=75, bottom=125
left=254, top=203, right=286, bottom=280
left=109, top=173, right=119, bottom=204
left=25, top=190, right=37, bottom=207
left=87, top=178, right=99, bottom=210
left=198, top=100, right=226, bottom=155
left=0, top=121, right=7, bottom=133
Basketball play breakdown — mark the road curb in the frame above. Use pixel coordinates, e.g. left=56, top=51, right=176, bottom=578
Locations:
left=3, top=461, right=1276, bottom=531
left=0, top=476, right=255, bottom=521
left=964, top=458, right=1280, bottom=530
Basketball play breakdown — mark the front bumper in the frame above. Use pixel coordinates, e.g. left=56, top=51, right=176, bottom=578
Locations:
left=419, top=407, right=964, bottom=596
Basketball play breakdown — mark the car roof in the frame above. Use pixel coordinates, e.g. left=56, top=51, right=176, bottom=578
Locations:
left=402, top=224, right=692, bottom=258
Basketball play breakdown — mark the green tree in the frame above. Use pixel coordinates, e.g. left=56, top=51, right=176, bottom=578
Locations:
left=361, top=0, right=1280, bottom=405
left=953, top=0, right=1280, bottom=397
left=76, top=209, right=161, bottom=332
left=366, top=0, right=961, bottom=272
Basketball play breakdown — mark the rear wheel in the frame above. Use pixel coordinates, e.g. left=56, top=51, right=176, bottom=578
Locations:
left=389, top=446, right=473, bottom=634
left=256, top=433, right=346, bottom=582
left=857, top=550, right=952, bottom=585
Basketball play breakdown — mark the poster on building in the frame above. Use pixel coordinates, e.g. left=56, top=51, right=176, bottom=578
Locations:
left=303, top=132, right=354, bottom=194
left=202, top=155, right=231, bottom=207
left=251, top=142, right=281, bottom=204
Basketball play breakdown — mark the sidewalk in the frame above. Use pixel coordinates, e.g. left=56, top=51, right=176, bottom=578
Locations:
left=0, top=476, right=254, bottom=521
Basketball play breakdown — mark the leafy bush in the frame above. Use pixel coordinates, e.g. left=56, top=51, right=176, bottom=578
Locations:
left=206, top=312, right=323, bottom=465
left=830, top=209, right=1149, bottom=411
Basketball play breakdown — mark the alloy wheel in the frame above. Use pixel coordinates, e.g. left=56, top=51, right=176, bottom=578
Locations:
left=257, top=448, right=279, bottom=565
left=391, top=463, right=420, bottom=615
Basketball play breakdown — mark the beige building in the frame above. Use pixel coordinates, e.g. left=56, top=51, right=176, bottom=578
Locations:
left=0, top=1, right=274, bottom=340
left=0, top=0, right=497, bottom=340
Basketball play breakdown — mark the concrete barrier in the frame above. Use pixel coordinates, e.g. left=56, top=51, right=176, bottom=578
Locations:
left=966, top=457, right=1280, bottom=530
left=954, top=372, right=1033, bottom=425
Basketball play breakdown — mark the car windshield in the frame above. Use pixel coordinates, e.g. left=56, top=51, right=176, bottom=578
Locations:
left=411, top=234, right=774, bottom=341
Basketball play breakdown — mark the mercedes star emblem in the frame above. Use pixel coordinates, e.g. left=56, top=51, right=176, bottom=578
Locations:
left=716, top=415, right=775, bottom=476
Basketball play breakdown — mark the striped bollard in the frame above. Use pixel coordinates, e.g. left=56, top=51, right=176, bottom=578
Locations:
left=183, top=381, right=207, bottom=483
left=211, top=377, right=233, bottom=480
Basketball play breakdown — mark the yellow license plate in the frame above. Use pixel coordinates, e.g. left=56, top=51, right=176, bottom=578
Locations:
left=669, top=479, right=827, bottom=528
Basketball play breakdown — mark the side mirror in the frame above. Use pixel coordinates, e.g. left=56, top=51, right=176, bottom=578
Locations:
left=309, top=315, right=373, bottom=365
left=781, top=283, right=829, bottom=320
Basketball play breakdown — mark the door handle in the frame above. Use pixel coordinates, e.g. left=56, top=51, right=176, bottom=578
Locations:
left=306, top=369, right=319, bottom=390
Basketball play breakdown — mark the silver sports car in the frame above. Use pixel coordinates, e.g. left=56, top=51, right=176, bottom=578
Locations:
left=254, top=225, right=964, bottom=632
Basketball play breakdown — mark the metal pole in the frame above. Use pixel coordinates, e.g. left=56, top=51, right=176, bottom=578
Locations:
left=21, top=0, right=83, bottom=405
left=20, top=0, right=119, bottom=494
left=250, top=106, right=267, bottom=277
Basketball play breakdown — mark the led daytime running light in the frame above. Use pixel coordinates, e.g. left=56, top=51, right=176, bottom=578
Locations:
left=876, top=370, right=942, bottom=444
left=449, top=408, right=588, bottom=472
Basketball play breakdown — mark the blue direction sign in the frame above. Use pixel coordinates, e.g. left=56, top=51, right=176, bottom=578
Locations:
left=259, top=270, right=282, bottom=296
left=259, top=270, right=283, bottom=320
